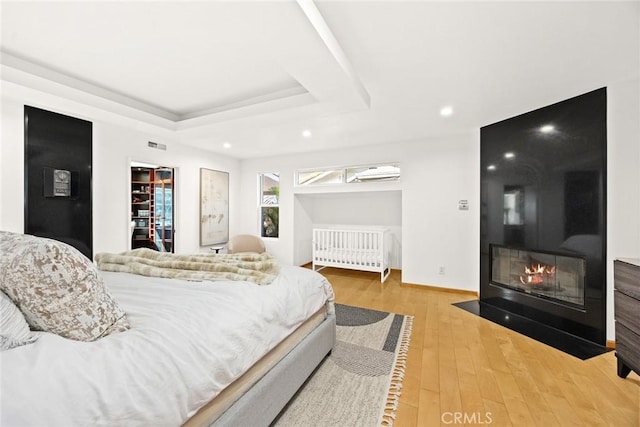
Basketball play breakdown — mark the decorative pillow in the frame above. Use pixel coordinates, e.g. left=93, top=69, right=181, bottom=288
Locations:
left=0, top=231, right=129, bottom=341
left=0, top=291, right=38, bottom=351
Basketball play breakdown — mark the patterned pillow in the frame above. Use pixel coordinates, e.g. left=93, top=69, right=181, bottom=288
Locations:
left=1, top=291, right=38, bottom=351
left=0, top=231, right=129, bottom=341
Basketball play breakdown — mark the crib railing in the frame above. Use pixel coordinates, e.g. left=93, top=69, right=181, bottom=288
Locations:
left=312, top=228, right=391, bottom=282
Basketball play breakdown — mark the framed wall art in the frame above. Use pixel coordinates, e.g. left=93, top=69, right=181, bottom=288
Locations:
left=200, top=168, right=229, bottom=246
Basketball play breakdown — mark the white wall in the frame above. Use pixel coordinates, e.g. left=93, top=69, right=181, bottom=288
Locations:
left=93, top=123, right=240, bottom=255
left=2, top=77, right=637, bottom=343
left=293, top=194, right=315, bottom=265
left=0, top=96, right=3, bottom=229
left=239, top=133, right=479, bottom=292
left=0, top=82, right=240, bottom=255
left=606, top=78, right=640, bottom=341
left=295, top=190, right=402, bottom=269
left=239, top=78, right=640, bottom=342
left=240, top=150, right=403, bottom=262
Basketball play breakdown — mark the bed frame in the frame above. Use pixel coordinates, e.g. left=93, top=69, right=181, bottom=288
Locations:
left=185, top=310, right=336, bottom=427
left=312, top=227, right=391, bottom=283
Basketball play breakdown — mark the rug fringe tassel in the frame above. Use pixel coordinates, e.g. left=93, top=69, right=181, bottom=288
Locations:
left=379, top=315, right=414, bottom=427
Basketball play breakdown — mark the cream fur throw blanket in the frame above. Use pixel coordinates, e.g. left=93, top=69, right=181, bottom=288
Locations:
left=95, top=249, right=280, bottom=286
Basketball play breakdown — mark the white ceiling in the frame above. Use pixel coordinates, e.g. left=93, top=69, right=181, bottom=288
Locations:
left=1, top=1, right=638, bottom=159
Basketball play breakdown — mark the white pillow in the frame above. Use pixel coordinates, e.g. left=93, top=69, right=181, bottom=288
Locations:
left=0, top=231, right=129, bottom=341
left=1, top=291, right=38, bottom=351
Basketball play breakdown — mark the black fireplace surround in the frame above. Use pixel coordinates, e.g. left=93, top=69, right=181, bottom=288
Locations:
left=480, top=88, right=607, bottom=346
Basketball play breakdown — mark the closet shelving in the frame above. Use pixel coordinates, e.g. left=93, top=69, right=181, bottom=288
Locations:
left=130, top=167, right=174, bottom=252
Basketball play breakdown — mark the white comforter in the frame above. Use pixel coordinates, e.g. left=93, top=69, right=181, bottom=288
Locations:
left=0, top=265, right=334, bottom=427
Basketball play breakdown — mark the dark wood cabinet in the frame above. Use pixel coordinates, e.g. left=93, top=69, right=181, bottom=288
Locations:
left=614, top=258, right=640, bottom=378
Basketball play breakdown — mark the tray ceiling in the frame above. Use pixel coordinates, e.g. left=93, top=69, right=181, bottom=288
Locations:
left=1, top=1, right=637, bottom=158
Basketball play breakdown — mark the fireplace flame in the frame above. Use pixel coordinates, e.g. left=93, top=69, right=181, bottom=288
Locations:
left=519, top=264, right=556, bottom=285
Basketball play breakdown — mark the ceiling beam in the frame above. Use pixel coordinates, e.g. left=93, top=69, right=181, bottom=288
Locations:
left=296, top=0, right=370, bottom=109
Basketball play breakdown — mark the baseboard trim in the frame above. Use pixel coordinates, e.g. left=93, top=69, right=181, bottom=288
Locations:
left=400, top=282, right=478, bottom=297
left=304, top=264, right=476, bottom=296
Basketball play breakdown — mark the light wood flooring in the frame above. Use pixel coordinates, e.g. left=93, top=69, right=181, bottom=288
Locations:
left=318, top=267, right=640, bottom=427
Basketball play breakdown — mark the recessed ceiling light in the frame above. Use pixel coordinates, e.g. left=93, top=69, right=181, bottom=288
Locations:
left=302, top=130, right=312, bottom=138
left=487, top=165, right=496, bottom=171
left=540, top=124, right=555, bottom=133
left=223, top=142, right=231, bottom=149
left=440, top=106, right=454, bottom=117
left=504, top=152, right=515, bottom=159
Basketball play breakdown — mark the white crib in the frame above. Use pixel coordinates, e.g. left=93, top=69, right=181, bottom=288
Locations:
left=312, top=227, right=391, bottom=283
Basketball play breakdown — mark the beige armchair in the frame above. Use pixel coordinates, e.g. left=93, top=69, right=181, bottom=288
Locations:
left=226, top=234, right=266, bottom=254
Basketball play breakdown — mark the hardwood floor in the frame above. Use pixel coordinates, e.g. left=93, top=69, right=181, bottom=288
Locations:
left=319, top=267, right=640, bottom=427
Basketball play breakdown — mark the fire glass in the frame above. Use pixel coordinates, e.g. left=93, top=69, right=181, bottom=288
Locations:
left=491, top=245, right=585, bottom=307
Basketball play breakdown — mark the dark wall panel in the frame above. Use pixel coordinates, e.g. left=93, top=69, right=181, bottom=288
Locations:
left=479, top=88, right=607, bottom=345
left=24, top=106, right=93, bottom=259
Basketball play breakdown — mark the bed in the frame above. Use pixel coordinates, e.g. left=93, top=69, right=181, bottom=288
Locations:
left=312, top=227, right=391, bottom=283
left=0, top=233, right=335, bottom=427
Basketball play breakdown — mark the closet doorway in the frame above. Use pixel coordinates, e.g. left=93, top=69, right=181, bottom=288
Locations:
left=130, top=161, right=175, bottom=252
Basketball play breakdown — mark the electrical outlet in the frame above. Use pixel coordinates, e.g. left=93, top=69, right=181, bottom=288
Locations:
left=438, top=266, right=446, bottom=275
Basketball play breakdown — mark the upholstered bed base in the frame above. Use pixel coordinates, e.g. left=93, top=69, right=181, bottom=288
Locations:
left=215, top=310, right=335, bottom=426
left=184, top=309, right=336, bottom=427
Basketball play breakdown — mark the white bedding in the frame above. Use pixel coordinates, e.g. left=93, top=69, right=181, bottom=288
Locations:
left=0, top=265, right=334, bottom=427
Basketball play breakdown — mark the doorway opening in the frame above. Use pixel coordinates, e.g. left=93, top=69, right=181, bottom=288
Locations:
left=130, top=161, right=175, bottom=252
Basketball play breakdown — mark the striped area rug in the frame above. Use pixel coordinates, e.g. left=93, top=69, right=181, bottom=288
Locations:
left=274, top=304, right=413, bottom=427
